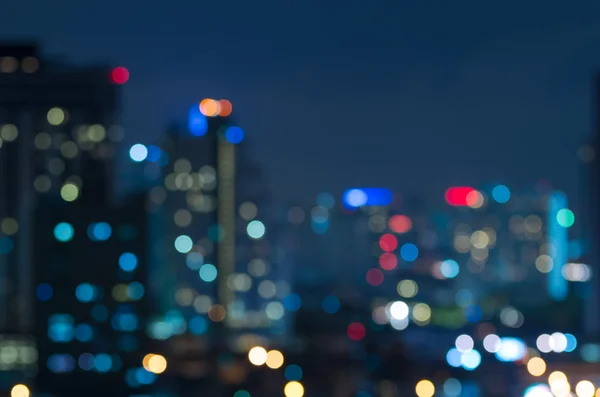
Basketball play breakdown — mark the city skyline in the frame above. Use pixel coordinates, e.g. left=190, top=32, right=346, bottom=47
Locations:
left=1, top=5, right=600, bottom=395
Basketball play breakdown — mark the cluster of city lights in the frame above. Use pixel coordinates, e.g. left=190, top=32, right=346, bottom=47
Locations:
left=0, top=55, right=39, bottom=74
left=247, top=346, right=304, bottom=397
left=199, top=98, right=232, bottom=117
left=523, top=371, right=599, bottom=397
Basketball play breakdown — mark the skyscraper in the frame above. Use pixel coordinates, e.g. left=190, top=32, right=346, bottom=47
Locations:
left=139, top=100, right=287, bottom=347
left=0, top=43, right=124, bottom=336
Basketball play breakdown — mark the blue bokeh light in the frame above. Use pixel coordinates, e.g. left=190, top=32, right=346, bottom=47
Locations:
left=75, top=283, right=97, bottom=303
left=343, top=188, right=393, bottom=208
left=94, top=354, right=112, bottom=372
left=37, top=283, right=53, bottom=301
left=127, top=282, right=145, bottom=300
left=322, top=295, right=340, bottom=314
left=492, top=185, right=511, bottom=203
left=446, top=348, right=462, bottom=367
left=283, top=293, right=302, bottom=311
left=225, top=126, right=244, bottom=144
left=400, top=243, right=419, bottom=262
left=247, top=220, right=266, bottom=239
left=88, top=222, right=112, bottom=241
left=54, top=222, right=74, bottom=242
left=119, top=252, right=138, bottom=272
left=189, top=316, right=208, bottom=335
left=75, top=323, right=94, bottom=342
left=199, top=264, right=218, bottom=282
left=174, top=235, right=193, bottom=253
left=47, top=354, right=75, bottom=373
left=495, top=337, right=526, bottom=362
left=440, top=259, right=460, bottom=278
left=129, top=144, right=148, bottom=162
left=136, top=368, right=157, bottom=385
left=145, top=145, right=162, bottom=162
left=316, top=192, right=335, bottom=209
left=564, top=333, right=577, bottom=352
left=188, top=105, right=208, bottom=136
left=461, top=349, right=481, bottom=371
left=48, top=314, right=74, bottom=343
left=186, top=252, right=204, bottom=270
left=284, top=364, right=303, bottom=381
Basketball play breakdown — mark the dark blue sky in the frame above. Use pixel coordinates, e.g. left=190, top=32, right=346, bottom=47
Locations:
left=3, top=1, right=600, bottom=203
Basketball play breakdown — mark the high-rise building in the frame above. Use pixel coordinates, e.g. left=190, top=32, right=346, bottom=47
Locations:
left=0, top=43, right=126, bottom=389
left=137, top=100, right=288, bottom=348
left=0, top=43, right=124, bottom=331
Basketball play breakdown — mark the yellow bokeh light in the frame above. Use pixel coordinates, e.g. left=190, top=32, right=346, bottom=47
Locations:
left=397, top=279, right=418, bottom=298
left=11, top=384, right=29, bottom=397
left=266, top=349, right=284, bottom=369
left=526, top=357, right=546, bottom=377
left=595, top=387, right=600, bottom=397
left=142, top=353, right=154, bottom=370
left=1, top=124, right=18, bottom=141
left=147, top=354, right=167, bottom=374
left=284, top=381, right=304, bottom=397
left=1, top=218, right=18, bottom=235
left=248, top=346, right=268, bottom=366
left=466, top=190, right=484, bottom=209
left=575, top=381, right=595, bottom=397
left=415, top=380, right=435, bottom=397
left=60, top=183, right=79, bottom=202
left=47, top=108, right=65, bottom=126
left=548, top=371, right=567, bottom=385
left=412, top=303, right=431, bottom=323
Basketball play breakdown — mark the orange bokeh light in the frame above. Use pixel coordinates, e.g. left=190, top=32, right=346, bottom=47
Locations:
left=200, top=99, right=220, bottom=117
left=218, top=100, right=232, bottom=116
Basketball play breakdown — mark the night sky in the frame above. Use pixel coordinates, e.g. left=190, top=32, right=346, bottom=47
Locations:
left=2, top=1, right=600, bottom=204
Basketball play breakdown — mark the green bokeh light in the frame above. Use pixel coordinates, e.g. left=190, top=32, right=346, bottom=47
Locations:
left=556, top=209, right=575, bottom=228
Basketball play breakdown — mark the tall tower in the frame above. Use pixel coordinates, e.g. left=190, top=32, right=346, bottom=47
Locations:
left=0, top=43, right=124, bottom=335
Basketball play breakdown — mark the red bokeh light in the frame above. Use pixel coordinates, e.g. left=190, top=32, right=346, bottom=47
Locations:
left=444, top=187, right=475, bottom=206
left=389, top=215, right=412, bottom=233
left=347, top=322, right=366, bottom=341
left=366, top=268, right=384, bottom=286
left=379, top=233, right=398, bottom=252
left=111, top=66, right=129, bottom=84
left=218, top=99, right=232, bottom=116
left=379, top=253, right=398, bottom=271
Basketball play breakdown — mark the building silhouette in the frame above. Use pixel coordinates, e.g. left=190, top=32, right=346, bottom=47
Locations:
left=0, top=43, right=126, bottom=392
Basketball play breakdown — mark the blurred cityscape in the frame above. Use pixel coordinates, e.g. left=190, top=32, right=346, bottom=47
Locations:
left=0, top=42, right=599, bottom=397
